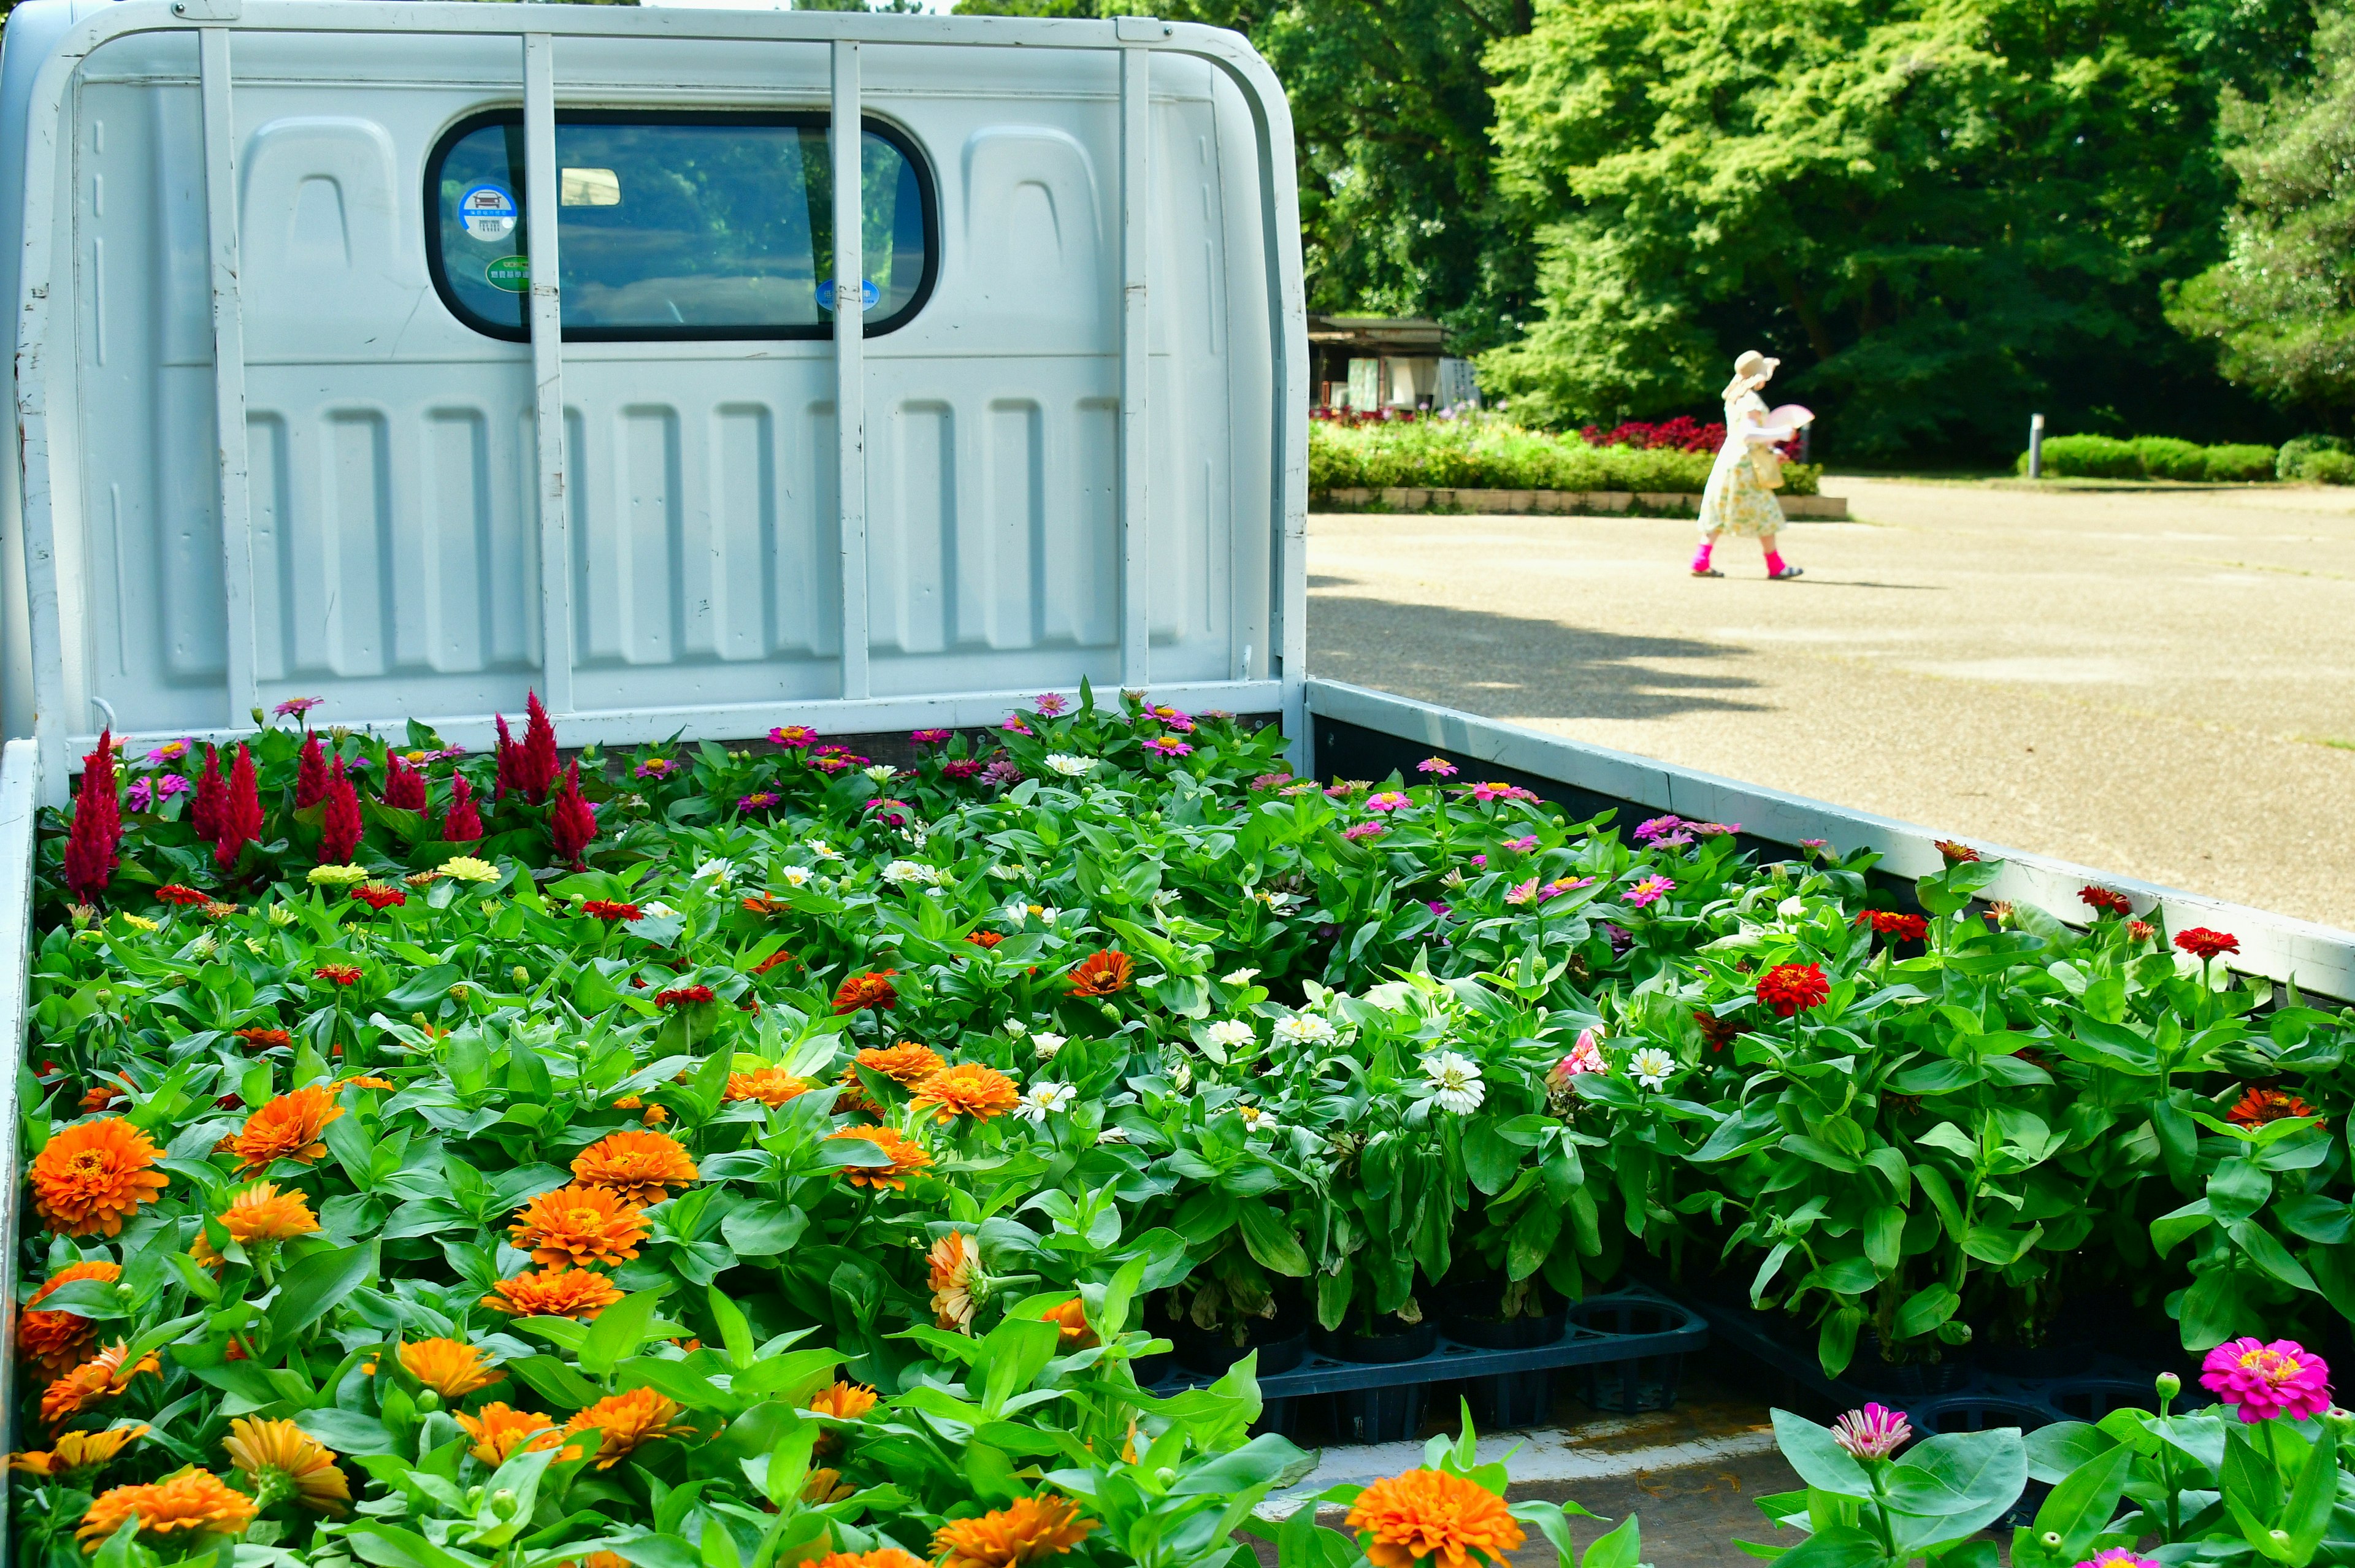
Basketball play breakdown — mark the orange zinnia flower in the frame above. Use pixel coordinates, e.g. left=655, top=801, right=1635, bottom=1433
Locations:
left=480, top=1266, right=626, bottom=1320
left=825, top=1126, right=932, bottom=1190
left=808, top=1380, right=879, bottom=1421
left=218, top=1182, right=321, bottom=1249
left=570, top=1129, right=699, bottom=1206
left=30, top=1118, right=167, bottom=1237
left=2229, top=1086, right=2327, bottom=1131
left=75, top=1470, right=256, bottom=1548
left=928, top=1232, right=978, bottom=1331
left=508, top=1185, right=649, bottom=1269
left=456, top=1402, right=559, bottom=1466
left=19, top=1261, right=122, bottom=1375
left=561, top=1387, right=693, bottom=1469
left=724, top=1069, right=811, bottom=1107
left=851, top=1043, right=946, bottom=1085
left=1345, top=1468, right=1525, bottom=1568
left=802, top=1551, right=925, bottom=1568
left=9, top=1425, right=145, bottom=1479
left=233, top=1028, right=292, bottom=1050
left=42, top=1341, right=160, bottom=1429
left=832, top=969, right=900, bottom=1014
left=932, top=1494, right=1096, bottom=1568
left=910, top=1063, right=1020, bottom=1123
left=1043, top=1298, right=1096, bottom=1350
left=231, top=1085, right=343, bottom=1174
left=221, top=1417, right=349, bottom=1513
left=800, top=1469, right=858, bottom=1505
left=1064, top=950, right=1133, bottom=998
left=398, top=1339, right=506, bottom=1399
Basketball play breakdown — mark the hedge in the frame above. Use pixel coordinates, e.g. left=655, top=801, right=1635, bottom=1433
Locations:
left=2014, top=434, right=2281, bottom=482
left=1311, top=415, right=1821, bottom=496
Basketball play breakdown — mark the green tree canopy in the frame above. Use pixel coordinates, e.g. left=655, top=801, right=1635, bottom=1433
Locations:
left=1478, top=0, right=2308, bottom=460
left=2168, top=9, right=2355, bottom=427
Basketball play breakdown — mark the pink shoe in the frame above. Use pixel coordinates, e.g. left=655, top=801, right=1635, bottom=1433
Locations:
left=1768, top=564, right=1804, bottom=581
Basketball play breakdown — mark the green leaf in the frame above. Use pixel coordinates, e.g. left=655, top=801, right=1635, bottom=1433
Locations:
left=2024, top=1421, right=2113, bottom=1485
left=1236, top=1199, right=1311, bottom=1277
left=2028, top=1441, right=2131, bottom=1558
left=267, top=1242, right=377, bottom=1339
left=1771, top=1524, right=1885, bottom=1568
left=1579, top=1513, right=1642, bottom=1568
left=2281, top=1423, right=2337, bottom=1563
left=1882, top=1429, right=2028, bottom=1540
left=580, top=1289, right=670, bottom=1376
left=1770, top=1409, right=1874, bottom=1500
left=1894, top=1283, right=1960, bottom=1339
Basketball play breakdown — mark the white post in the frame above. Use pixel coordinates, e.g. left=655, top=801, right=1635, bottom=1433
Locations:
left=199, top=29, right=256, bottom=726
left=2028, top=412, right=2045, bottom=480
left=832, top=40, right=870, bottom=702
left=524, top=34, right=572, bottom=714
left=1117, top=38, right=1152, bottom=690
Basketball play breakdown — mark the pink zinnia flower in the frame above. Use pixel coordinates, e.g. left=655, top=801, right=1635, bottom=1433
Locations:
left=1342, top=822, right=1387, bottom=841
left=738, top=790, right=783, bottom=812
left=2075, top=1553, right=2160, bottom=1568
left=1250, top=772, right=1294, bottom=792
left=1624, top=875, right=1675, bottom=908
left=1468, top=782, right=1515, bottom=802
left=1146, top=704, right=1193, bottom=732
left=1416, top=757, right=1458, bottom=776
left=124, top=778, right=153, bottom=813
left=1034, top=693, right=1069, bottom=716
left=911, top=729, right=952, bottom=746
left=273, top=697, right=323, bottom=719
left=941, top=759, right=986, bottom=781
left=1002, top=717, right=1033, bottom=735
left=146, top=739, right=192, bottom=765
left=1503, top=835, right=1538, bottom=851
left=1426, top=900, right=1450, bottom=918
left=1504, top=878, right=1539, bottom=906
left=634, top=757, right=680, bottom=779
left=154, top=774, right=190, bottom=798
left=1366, top=790, right=1411, bottom=813
left=768, top=725, right=818, bottom=749
left=1144, top=736, right=1192, bottom=757
left=1691, top=822, right=1742, bottom=836
left=1800, top=838, right=1829, bottom=852
left=1538, top=876, right=1593, bottom=903
left=1549, top=1031, right=1607, bottom=1089
left=2200, top=1338, right=2332, bottom=1422
left=1632, top=815, right=1685, bottom=843
left=1468, top=854, right=1488, bottom=868
left=1831, top=1404, right=1910, bottom=1461
left=981, top=759, right=1025, bottom=786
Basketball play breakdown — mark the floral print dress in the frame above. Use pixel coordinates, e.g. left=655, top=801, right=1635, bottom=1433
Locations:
left=1698, top=381, right=1785, bottom=538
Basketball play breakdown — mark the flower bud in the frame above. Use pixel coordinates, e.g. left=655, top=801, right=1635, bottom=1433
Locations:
left=489, top=1489, right=520, bottom=1520
left=2156, top=1371, right=2181, bottom=1400
left=250, top=707, right=267, bottom=725
left=2040, top=1534, right=2062, bottom=1550
left=1155, top=1467, right=1179, bottom=1486
left=416, top=1389, right=442, bottom=1413
left=513, top=965, right=530, bottom=988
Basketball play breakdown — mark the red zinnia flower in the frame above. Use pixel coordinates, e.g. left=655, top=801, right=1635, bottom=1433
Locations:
left=581, top=900, right=641, bottom=922
left=2078, top=885, right=2132, bottom=917
left=654, top=985, right=716, bottom=1009
left=965, top=930, right=1004, bottom=949
left=189, top=745, right=227, bottom=844
left=833, top=971, right=900, bottom=1014
left=2229, top=1086, right=2326, bottom=1131
left=2129, top=920, right=2156, bottom=942
left=155, top=885, right=209, bottom=907
left=380, top=753, right=427, bottom=812
left=293, top=733, right=328, bottom=809
left=748, top=951, right=794, bottom=976
left=234, top=1028, right=291, bottom=1050
left=1756, top=962, right=1831, bottom=1017
left=63, top=732, right=122, bottom=902
left=1859, top=910, right=1927, bottom=942
left=318, top=758, right=362, bottom=865
left=442, top=774, right=484, bottom=843
left=349, top=884, right=405, bottom=911
left=1932, top=839, right=1980, bottom=864
left=550, top=760, right=597, bottom=867
left=216, top=744, right=264, bottom=871
left=1066, top=950, right=1133, bottom=998
left=313, top=964, right=361, bottom=987
left=2175, top=927, right=2240, bottom=960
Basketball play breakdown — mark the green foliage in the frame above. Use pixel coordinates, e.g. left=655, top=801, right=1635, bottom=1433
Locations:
left=2278, top=434, right=2355, bottom=481
left=2016, top=435, right=2282, bottom=481
left=1477, top=0, right=2308, bottom=461
left=1310, top=416, right=1820, bottom=495
left=2169, top=11, right=2355, bottom=424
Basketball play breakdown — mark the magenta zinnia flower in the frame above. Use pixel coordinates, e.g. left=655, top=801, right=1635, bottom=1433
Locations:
left=2200, top=1338, right=2332, bottom=1421
left=1001, top=717, right=1033, bottom=735
left=1416, top=757, right=1457, bottom=776
left=1144, top=736, right=1192, bottom=757
left=273, top=696, right=323, bottom=719
left=1034, top=692, right=1069, bottom=716
left=2075, top=1552, right=2160, bottom=1568
left=1632, top=814, right=1685, bottom=843
left=1503, top=834, right=1538, bottom=851
left=738, top=790, right=783, bottom=812
left=1365, top=790, right=1410, bottom=813
left=1831, top=1403, right=1910, bottom=1461
left=1342, top=822, right=1386, bottom=841
left=910, top=729, right=952, bottom=746
left=1504, top=878, right=1539, bottom=905
left=1624, top=875, right=1675, bottom=908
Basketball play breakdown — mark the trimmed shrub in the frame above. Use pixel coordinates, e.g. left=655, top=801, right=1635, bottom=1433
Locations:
left=2018, top=434, right=2141, bottom=477
left=2202, top=443, right=2281, bottom=481
left=2018, top=433, right=2285, bottom=481
left=2278, top=434, right=2353, bottom=480
left=2302, top=449, right=2355, bottom=484
left=2129, top=435, right=2209, bottom=481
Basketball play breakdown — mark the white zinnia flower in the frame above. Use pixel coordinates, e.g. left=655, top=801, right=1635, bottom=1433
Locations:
left=807, top=840, right=841, bottom=860
left=1015, top=1082, right=1077, bottom=1124
left=642, top=901, right=678, bottom=919
left=1032, top=1031, right=1067, bottom=1061
left=1043, top=754, right=1097, bottom=777
left=883, top=860, right=930, bottom=885
left=989, top=863, right=1025, bottom=879
left=779, top=865, right=813, bottom=887
left=1629, top=1047, right=1679, bottom=1090
left=1206, top=1019, right=1254, bottom=1051
left=1096, top=1125, right=1131, bottom=1145
left=864, top=764, right=898, bottom=784
left=1271, top=1014, right=1338, bottom=1049
left=1238, top=1104, right=1279, bottom=1136
left=1222, top=968, right=1261, bottom=986
left=1423, top=1052, right=1486, bottom=1114
left=694, top=859, right=735, bottom=884
left=1777, top=895, right=1806, bottom=918
left=1168, top=1060, right=1193, bottom=1092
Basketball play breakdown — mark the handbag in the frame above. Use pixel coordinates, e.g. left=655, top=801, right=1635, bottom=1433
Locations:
left=1751, top=446, right=1785, bottom=489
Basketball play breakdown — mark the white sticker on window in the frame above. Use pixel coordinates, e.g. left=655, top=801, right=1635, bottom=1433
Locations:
left=459, top=184, right=518, bottom=242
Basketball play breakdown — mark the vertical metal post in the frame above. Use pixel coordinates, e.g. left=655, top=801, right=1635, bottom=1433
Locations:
left=832, top=40, right=869, bottom=701
left=199, top=29, right=256, bottom=725
left=524, top=34, right=573, bottom=714
left=1117, top=42, right=1152, bottom=689
left=2028, top=412, right=2045, bottom=480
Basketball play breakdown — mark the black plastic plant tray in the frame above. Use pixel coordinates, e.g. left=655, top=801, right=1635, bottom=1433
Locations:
left=1144, top=1285, right=1709, bottom=1399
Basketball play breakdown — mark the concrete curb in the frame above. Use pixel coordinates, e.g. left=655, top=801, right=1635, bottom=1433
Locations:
left=1314, top=487, right=1850, bottom=520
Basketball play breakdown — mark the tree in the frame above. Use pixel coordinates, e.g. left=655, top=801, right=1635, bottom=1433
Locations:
left=1477, top=0, right=2309, bottom=461
left=2168, top=8, right=2355, bottom=427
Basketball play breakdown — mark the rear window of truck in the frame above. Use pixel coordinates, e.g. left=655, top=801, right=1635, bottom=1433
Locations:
left=425, top=109, right=936, bottom=342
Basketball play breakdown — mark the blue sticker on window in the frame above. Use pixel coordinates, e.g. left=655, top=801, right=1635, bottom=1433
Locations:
left=817, top=278, right=880, bottom=312
left=459, top=183, right=518, bottom=242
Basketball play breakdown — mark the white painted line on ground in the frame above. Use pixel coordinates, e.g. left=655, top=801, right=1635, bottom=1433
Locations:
left=1256, top=1426, right=1780, bottom=1518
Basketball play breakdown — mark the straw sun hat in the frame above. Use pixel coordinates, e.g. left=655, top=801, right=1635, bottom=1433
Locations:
left=1734, top=349, right=1780, bottom=380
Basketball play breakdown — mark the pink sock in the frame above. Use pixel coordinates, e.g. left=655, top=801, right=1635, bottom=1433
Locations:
left=1691, top=541, right=1714, bottom=571
left=1764, top=549, right=1786, bottom=575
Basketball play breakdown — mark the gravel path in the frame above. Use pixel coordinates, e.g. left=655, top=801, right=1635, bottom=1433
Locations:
left=1308, top=476, right=2355, bottom=930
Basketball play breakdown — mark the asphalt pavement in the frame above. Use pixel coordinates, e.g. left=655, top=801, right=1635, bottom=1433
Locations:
left=1308, top=476, right=2355, bottom=931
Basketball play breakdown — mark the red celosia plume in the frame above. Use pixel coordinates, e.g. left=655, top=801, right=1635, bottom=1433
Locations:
left=319, top=758, right=363, bottom=864
left=550, top=760, right=595, bottom=866
left=442, top=774, right=484, bottom=844
left=215, top=744, right=264, bottom=870
left=189, top=745, right=226, bottom=844
left=494, top=692, right=561, bottom=806
left=62, top=732, right=122, bottom=901
left=294, top=733, right=329, bottom=809
left=380, top=753, right=427, bottom=812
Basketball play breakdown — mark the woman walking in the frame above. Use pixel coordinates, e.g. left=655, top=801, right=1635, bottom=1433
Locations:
left=1692, top=350, right=1807, bottom=580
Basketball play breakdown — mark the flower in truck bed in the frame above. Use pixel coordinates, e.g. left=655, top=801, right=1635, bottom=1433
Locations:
left=2200, top=1337, right=2331, bottom=1421
left=508, top=1184, right=649, bottom=1269
left=2175, top=927, right=2240, bottom=960
left=933, top=1494, right=1095, bottom=1568
left=562, top=1386, right=692, bottom=1469
left=76, top=1468, right=256, bottom=1548
left=223, top=1417, right=349, bottom=1515
left=1423, top=1052, right=1485, bottom=1113
left=833, top=969, right=900, bottom=1013
left=480, top=1266, right=622, bottom=1320
left=1623, top=874, right=1675, bottom=908
left=456, top=1402, right=561, bottom=1465
left=1830, top=1402, right=1911, bottom=1460
left=1065, top=949, right=1133, bottom=996
left=437, top=854, right=496, bottom=883
left=398, top=1338, right=507, bottom=1399
left=571, top=1129, right=699, bottom=1204
left=17, top=1261, right=121, bottom=1374
left=912, top=1063, right=1020, bottom=1123
left=63, top=731, right=122, bottom=901
left=1346, top=1468, right=1521, bottom=1568
left=9, top=1424, right=145, bottom=1482
left=827, top=1126, right=932, bottom=1190
left=2229, top=1086, right=2325, bottom=1130
left=233, top=1086, right=343, bottom=1172
left=31, top=1117, right=166, bottom=1237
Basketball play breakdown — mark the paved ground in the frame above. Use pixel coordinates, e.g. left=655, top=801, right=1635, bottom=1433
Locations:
left=1309, top=476, right=2355, bottom=931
